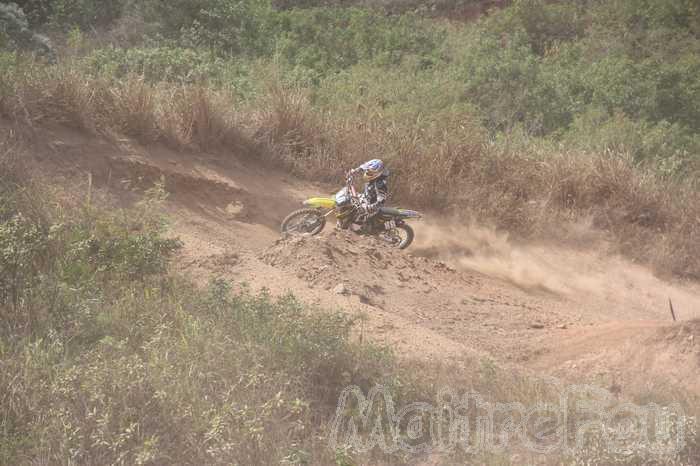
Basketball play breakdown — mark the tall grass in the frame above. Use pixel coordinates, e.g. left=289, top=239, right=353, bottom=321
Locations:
left=257, top=77, right=700, bottom=279
left=0, top=56, right=245, bottom=151
left=1, top=55, right=699, bottom=280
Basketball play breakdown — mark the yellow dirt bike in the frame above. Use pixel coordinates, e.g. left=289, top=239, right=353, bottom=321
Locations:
left=280, top=175, right=421, bottom=249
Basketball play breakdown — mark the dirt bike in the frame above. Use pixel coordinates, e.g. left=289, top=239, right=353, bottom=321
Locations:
left=280, top=175, right=421, bottom=249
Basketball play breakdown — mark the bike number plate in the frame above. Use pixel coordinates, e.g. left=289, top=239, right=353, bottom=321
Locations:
left=384, top=220, right=396, bottom=230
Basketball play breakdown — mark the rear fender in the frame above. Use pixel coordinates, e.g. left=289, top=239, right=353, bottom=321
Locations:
left=397, top=209, right=422, bottom=219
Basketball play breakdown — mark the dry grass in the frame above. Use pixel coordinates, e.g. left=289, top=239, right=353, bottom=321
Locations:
left=0, top=131, right=50, bottom=226
left=250, top=81, right=700, bottom=279
left=106, top=75, right=159, bottom=141
left=156, top=85, right=243, bottom=151
left=538, top=151, right=699, bottom=278
left=2, top=60, right=699, bottom=279
left=0, top=131, right=23, bottom=183
left=391, top=355, right=699, bottom=465
left=0, top=60, right=247, bottom=152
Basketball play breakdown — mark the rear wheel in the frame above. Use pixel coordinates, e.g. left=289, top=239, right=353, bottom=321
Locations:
left=281, top=208, right=326, bottom=236
left=379, top=223, right=414, bottom=249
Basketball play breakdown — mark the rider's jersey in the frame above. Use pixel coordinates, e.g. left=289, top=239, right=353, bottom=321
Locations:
left=363, top=175, right=388, bottom=209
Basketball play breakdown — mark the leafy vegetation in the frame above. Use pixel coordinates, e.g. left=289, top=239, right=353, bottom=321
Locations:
left=0, top=2, right=53, bottom=58
left=2, top=0, right=700, bottom=459
left=0, top=140, right=401, bottom=464
left=12, top=0, right=695, bottom=173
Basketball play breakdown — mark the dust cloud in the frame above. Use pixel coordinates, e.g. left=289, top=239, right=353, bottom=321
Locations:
left=411, top=218, right=700, bottom=321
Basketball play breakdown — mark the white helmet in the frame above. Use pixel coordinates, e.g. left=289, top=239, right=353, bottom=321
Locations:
left=360, top=159, right=387, bottom=181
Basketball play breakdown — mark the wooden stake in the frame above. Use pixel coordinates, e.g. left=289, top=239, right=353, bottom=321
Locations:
left=87, top=172, right=93, bottom=208
left=669, top=298, right=676, bottom=322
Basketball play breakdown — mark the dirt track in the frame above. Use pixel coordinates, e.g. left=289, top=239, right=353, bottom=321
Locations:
left=30, top=125, right=700, bottom=399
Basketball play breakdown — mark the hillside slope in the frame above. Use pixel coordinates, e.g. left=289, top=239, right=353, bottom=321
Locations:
left=24, top=124, right=700, bottom=402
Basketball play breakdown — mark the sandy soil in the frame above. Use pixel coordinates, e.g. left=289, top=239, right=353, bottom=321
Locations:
left=27, top=125, right=700, bottom=401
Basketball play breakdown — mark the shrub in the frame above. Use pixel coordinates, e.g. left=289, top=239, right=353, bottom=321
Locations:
left=271, top=7, right=444, bottom=71
left=0, top=212, right=47, bottom=309
left=0, top=162, right=394, bottom=463
left=489, top=0, right=586, bottom=55
left=563, top=107, right=700, bottom=173
left=84, top=46, right=227, bottom=83
left=449, top=28, right=562, bottom=134
left=48, top=0, right=124, bottom=29
left=4, top=280, right=394, bottom=464
left=139, top=0, right=444, bottom=74
left=12, top=0, right=125, bottom=29
left=0, top=3, right=54, bottom=59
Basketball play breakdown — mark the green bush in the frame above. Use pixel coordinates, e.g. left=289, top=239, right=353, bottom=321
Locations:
left=437, top=0, right=700, bottom=145
left=590, top=0, right=700, bottom=37
left=139, top=0, right=218, bottom=38
left=0, top=154, right=392, bottom=465
left=488, top=0, right=586, bottom=55
left=140, top=0, right=443, bottom=74
left=272, top=7, right=444, bottom=71
left=314, top=61, right=476, bottom=126
left=0, top=3, right=53, bottom=59
left=563, top=107, right=700, bottom=174
left=48, top=0, right=124, bottom=29
left=651, top=53, right=700, bottom=131
left=23, top=0, right=693, bottom=171
left=12, top=0, right=125, bottom=29
left=449, top=28, right=563, bottom=134
left=7, top=282, right=383, bottom=465
left=0, top=175, right=181, bottom=334
left=183, top=0, right=276, bottom=57
left=84, top=46, right=227, bottom=82
left=0, top=213, right=47, bottom=309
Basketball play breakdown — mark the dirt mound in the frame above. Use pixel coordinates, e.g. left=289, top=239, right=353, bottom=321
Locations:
left=260, top=229, right=461, bottom=307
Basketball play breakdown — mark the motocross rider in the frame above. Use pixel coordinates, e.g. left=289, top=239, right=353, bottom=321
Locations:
left=348, top=159, right=389, bottom=223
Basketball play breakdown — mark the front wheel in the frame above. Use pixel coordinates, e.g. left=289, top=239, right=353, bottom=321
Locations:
left=281, top=208, right=326, bottom=236
left=379, top=223, right=414, bottom=249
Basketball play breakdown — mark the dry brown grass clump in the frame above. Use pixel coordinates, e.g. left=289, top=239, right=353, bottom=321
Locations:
left=252, top=80, right=486, bottom=203
left=1, top=59, right=247, bottom=152
left=253, top=83, right=700, bottom=279
left=156, top=84, right=245, bottom=151
left=105, top=75, right=159, bottom=141
left=538, top=151, right=700, bottom=278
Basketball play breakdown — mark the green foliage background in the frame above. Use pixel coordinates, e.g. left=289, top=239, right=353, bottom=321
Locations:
left=8, top=0, right=692, bottom=173
left=0, top=161, right=395, bottom=464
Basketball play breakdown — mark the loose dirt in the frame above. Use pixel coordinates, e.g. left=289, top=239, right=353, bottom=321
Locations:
left=24, top=125, right=700, bottom=400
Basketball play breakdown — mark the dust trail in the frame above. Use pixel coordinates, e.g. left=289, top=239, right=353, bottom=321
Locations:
left=412, top=218, right=700, bottom=320
left=411, top=221, right=576, bottom=294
